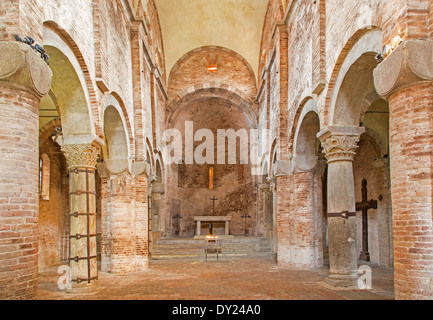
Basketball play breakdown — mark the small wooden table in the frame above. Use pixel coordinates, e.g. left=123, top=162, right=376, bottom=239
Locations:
left=194, top=216, right=232, bottom=236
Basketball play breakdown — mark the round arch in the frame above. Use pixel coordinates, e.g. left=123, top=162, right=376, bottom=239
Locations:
left=325, top=28, right=383, bottom=127
left=102, top=93, right=132, bottom=160
left=42, top=22, right=97, bottom=141
left=103, top=106, right=129, bottom=161
left=167, top=86, right=258, bottom=130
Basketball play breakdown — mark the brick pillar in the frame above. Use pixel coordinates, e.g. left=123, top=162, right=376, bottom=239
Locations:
left=0, top=41, right=52, bottom=299
left=374, top=40, right=433, bottom=299
left=97, top=160, right=150, bottom=273
left=318, top=126, right=365, bottom=287
left=274, top=158, right=325, bottom=269
left=61, top=143, right=100, bottom=286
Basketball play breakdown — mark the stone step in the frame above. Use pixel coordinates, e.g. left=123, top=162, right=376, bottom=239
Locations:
left=150, top=237, right=274, bottom=260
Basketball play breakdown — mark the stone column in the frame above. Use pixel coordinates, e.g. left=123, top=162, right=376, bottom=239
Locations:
left=151, top=182, right=165, bottom=247
left=61, top=143, right=101, bottom=286
left=0, top=41, right=52, bottom=299
left=260, top=183, right=273, bottom=239
left=268, top=178, right=278, bottom=254
left=374, top=40, right=433, bottom=300
left=318, top=126, right=364, bottom=287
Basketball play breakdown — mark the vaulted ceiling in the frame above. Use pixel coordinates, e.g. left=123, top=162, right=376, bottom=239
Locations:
left=154, top=0, right=269, bottom=81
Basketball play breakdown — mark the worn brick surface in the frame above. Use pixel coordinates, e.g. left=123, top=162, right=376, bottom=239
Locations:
left=1, top=0, right=433, bottom=300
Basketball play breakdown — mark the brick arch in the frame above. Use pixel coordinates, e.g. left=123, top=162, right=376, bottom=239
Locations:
left=103, top=92, right=135, bottom=158
left=288, top=97, right=320, bottom=156
left=146, top=137, right=155, bottom=175
left=322, top=28, right=383, bottom=128
left=167, top=85, right=258, bottom=130
left=260, top=154, right=270, bottom=180
left=43, top=20, right=102, bottom=139
left=154, top=151, right=165, bottom=183
left=167, top=46, right=258, bottom=105
left=39, top=118, right=62, bottom=145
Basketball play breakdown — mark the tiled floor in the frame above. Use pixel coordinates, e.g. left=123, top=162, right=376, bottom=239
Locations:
left=35, top=258, right=395, bottom=300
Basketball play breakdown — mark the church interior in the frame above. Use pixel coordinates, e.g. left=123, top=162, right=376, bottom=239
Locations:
left=1, top=0, right=433, bottom=301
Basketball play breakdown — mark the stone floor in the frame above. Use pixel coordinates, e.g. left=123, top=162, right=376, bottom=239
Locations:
left=35, top=257, right=395, bottom=300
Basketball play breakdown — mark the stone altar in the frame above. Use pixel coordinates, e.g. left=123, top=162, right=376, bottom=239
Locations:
left=194, top=216, right=233, bottom=238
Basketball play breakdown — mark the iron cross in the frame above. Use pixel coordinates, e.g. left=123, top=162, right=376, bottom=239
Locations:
left=356, top=179, right=378, bottom=262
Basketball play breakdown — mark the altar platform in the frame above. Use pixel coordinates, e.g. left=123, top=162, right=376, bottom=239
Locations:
left=150, top=236, right=274, bottom=261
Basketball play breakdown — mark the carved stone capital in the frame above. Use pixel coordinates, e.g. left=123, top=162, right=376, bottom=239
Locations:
left=0, top=41, right=52, bottom=97
left=318, top=126, right=365, bottom=163
left=61, top=144, right=101, bottom=169
left=151, top=183, right=165, bottom=195
left=374, top=40, right=433, bottom=100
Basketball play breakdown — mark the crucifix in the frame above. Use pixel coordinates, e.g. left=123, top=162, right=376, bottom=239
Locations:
left=210, top=195, right=218, bottom=214
left=208, top=195, right=218, bottom=235
left=173, top=213, right=182, bottom=236
left=356, top=179, right=378, bottom=262
left=241, top=213, right=252, bottom=236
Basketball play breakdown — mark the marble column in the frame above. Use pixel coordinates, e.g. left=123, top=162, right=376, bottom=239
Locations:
left=374, top=40, right=433, bottom=299
left=318, top=126, right=364, bottom=287
left=61, top=143, right=101, bottom=286
left=0, top=41, right=52, bottom=299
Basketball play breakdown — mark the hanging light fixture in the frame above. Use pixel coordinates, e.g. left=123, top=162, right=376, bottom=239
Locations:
left=204, top=54, right=220, bottom=73
left=207, top=64, right=218, bottom=73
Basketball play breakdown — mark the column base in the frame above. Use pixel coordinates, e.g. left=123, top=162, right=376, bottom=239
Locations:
left=66, top=279, right=99, bottom=295
left=324, top=273, right=359, bottom=288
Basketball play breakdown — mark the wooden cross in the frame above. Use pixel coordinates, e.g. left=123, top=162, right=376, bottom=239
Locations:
left=356, top=179, right=378, bottom=262
left=241, top=213, right=252, bottom=236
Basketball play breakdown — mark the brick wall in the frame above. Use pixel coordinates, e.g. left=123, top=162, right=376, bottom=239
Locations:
left=165, top=97, right=257, bottom=237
